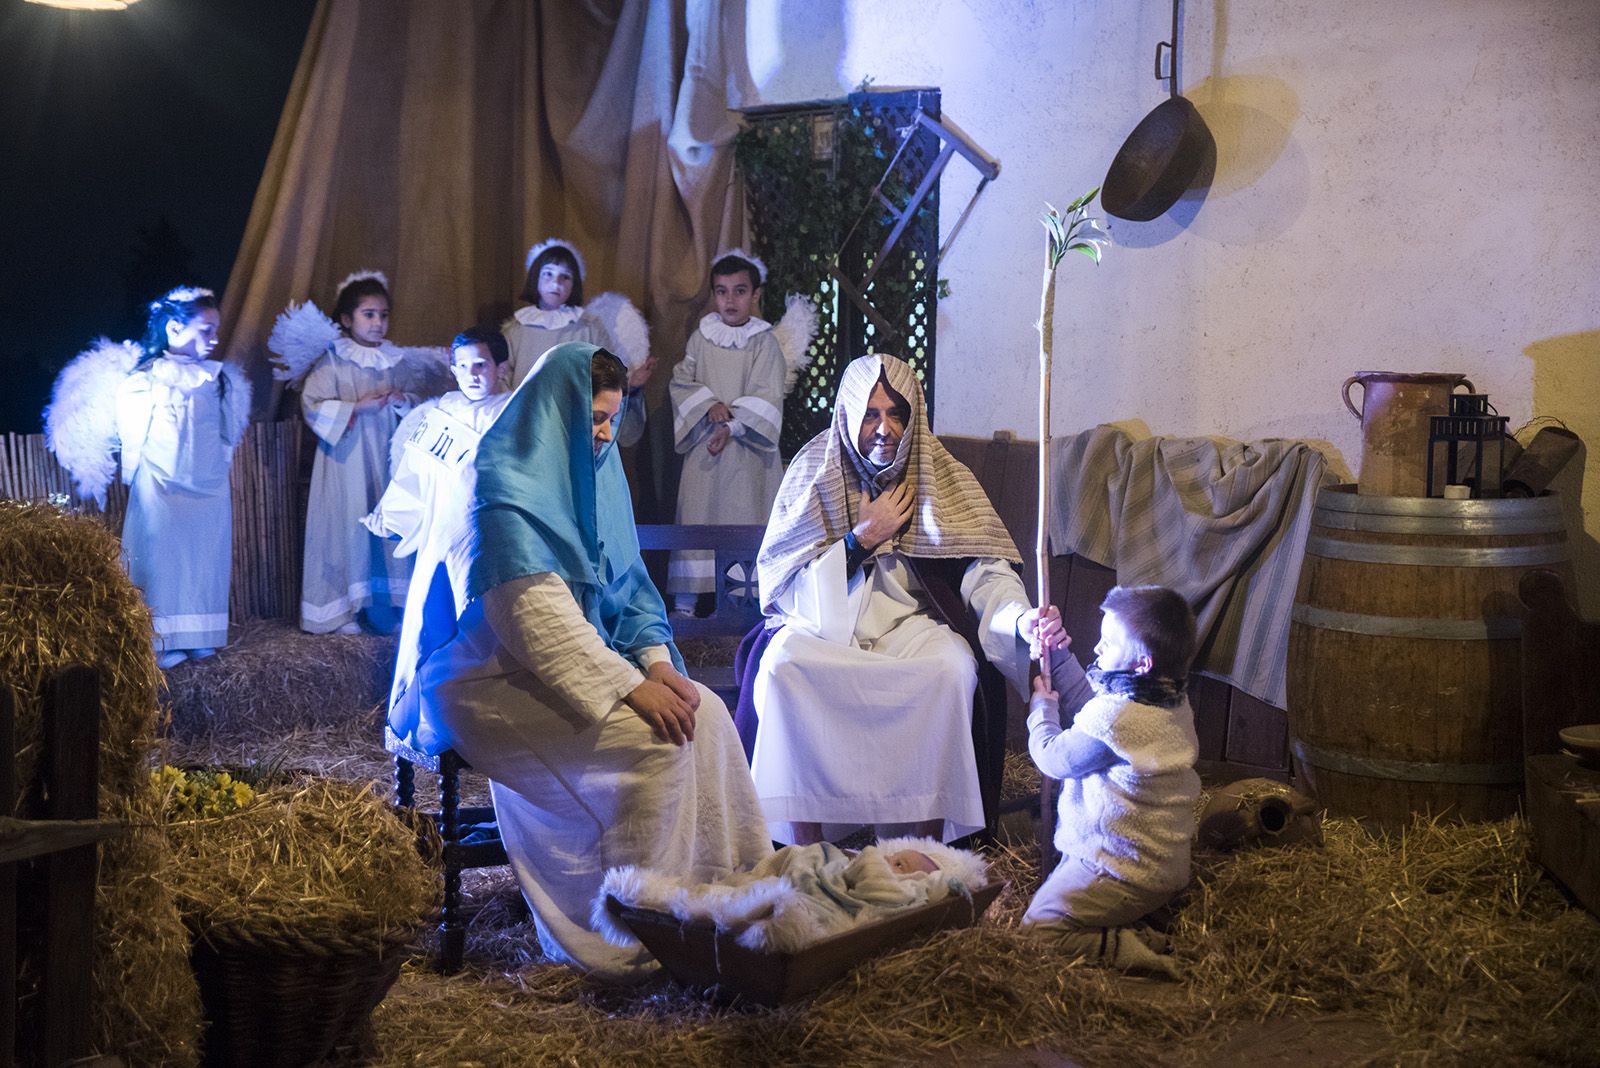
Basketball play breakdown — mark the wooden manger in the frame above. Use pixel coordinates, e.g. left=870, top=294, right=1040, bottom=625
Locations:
left=604, top=880, right=1005, bottom=1007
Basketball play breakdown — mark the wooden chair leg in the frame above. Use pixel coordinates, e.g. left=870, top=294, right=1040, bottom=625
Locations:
left=394, top=751, right=415, bottom=809
left=439, top=752, right=465, bottom=975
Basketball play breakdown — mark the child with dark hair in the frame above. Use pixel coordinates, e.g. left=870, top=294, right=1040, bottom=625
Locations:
left=666, top=249, right=788, bottom=616
left=1023, top=584, right=1202, bottom=978
left=295, top=270, right=433, bottom=635
left=117, top=286, right=252, bottom=667
left=504, top=238, right=654, bottom=444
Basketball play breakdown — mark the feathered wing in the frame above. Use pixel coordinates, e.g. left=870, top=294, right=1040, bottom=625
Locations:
left=586, top=291, right=650, bottom=371
left=217, top=363, right=254, bottom=448
left=266, top=301, right=340, bottom=386
left=43, top=338, right=143, bottom=505
left=771, top=293, right=818, bottom=393
left=392, top=345, right=455, bottom=399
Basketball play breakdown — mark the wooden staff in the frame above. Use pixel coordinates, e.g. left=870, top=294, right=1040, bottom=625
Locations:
left=1035, top=190, right=1109, bottom=677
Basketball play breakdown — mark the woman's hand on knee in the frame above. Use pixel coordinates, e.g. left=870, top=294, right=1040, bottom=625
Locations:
left=646, top=661, right=701, bottom=713
left=625, top=679, right=696, bottom=745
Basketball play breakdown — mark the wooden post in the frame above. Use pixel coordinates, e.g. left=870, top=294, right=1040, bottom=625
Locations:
left=36, top=666, right=99, bottom=1067
left=1, top=684, right=15, bottom=1068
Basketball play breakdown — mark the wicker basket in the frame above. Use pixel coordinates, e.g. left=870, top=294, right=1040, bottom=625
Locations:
left=188, top=923, right=408, bottom=1068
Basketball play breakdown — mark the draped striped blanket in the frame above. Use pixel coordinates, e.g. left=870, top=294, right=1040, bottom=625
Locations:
left=1049, top=426, right=1332, bottom=708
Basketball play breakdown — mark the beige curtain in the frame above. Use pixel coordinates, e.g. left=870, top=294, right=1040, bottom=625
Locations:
left=218, top=0, right=754, bottom=447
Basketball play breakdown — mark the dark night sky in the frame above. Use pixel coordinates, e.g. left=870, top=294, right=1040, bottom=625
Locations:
left=0, top=0, right=318, bottom=432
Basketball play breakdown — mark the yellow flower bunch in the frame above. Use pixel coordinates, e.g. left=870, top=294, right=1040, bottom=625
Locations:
left=152, top=764, right=257, bottom=821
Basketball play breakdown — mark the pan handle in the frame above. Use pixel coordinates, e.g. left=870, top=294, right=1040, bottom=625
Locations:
left=1156, top=0, right=1183, bottom=98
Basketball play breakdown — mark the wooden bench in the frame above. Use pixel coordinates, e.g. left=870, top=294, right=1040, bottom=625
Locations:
left=388, top=524, right=767, bottom=973
left=636, top=523, right=766, bottom=704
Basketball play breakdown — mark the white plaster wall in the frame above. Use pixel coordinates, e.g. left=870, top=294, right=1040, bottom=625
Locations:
left=742, top=0, right=1600, bottom=610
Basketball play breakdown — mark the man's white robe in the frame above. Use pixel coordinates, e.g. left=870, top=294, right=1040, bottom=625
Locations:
left=751, top=538, right=1034, bottom=844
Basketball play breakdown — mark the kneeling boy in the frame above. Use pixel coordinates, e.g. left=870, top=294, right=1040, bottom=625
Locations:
left=1024, top=585, right=1201, bottom=978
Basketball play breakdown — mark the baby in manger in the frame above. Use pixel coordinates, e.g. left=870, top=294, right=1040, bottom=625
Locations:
left=595, top=837, right=989, bottom=954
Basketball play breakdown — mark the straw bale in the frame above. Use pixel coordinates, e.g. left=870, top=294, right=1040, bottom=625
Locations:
left=0, top=501, right=202, bottom=1066
left=164, top=776, right=436, bottom=948
left=162, top=619, right=395, bottom=741
left=0, top=500, right=161, bottom=805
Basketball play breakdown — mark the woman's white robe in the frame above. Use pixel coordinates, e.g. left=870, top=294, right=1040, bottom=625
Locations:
left=751, top=539, right=1033, bottom=843
left=406, top=566, right=773, bottom=977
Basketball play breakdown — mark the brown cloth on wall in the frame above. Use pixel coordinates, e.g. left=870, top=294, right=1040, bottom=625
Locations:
left=216, top=0, right=754, bottom=442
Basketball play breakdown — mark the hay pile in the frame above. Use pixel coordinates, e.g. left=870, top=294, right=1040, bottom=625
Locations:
left=359, top=818, right=1600, bottom=1066
left=162, top=619, right=394, bottom=740
left=0, top=501, right=202, bottom=1067
left=1176, top=816, right=1600, bottom=1063
left=164, top=777, right=436, bottom=948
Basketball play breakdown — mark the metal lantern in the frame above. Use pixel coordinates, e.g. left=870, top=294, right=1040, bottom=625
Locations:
left=1426, top=393, right=1509, bottom=499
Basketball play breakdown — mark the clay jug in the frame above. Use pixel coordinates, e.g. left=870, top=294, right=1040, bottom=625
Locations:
left=1342, top=371, right=1474, bottom=496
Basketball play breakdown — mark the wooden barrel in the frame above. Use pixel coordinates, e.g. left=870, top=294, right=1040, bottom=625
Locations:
left=1287, top=485, right=1572, bottom=823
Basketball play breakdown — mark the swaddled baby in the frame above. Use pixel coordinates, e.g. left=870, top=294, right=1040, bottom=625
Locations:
left=595, top=836, right=988, bottom=954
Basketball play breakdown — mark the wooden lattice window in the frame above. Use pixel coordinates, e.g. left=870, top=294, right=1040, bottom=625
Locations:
left=736, top=89, right=943, bottom=458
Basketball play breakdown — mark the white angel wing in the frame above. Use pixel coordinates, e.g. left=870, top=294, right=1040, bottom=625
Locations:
left=392, top=345, right=455, bottom=399
left=43, top=337, right=143, bottom=505
left=586, top=291, right=650, bottom=371
left=771, top=293, right=818, bottom=393
left=267, top=301, right=340, bottom=385
left=218, top=363, right=254, bottom=448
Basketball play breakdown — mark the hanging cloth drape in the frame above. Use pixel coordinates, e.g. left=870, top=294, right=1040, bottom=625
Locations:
left=217, top=0, right=755, bottom=431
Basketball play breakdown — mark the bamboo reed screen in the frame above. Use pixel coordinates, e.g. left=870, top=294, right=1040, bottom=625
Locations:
left=0, top=419, right=304, bottom=623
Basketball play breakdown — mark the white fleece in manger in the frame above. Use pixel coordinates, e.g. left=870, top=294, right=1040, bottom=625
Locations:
left=594, top=838, right=989, bottom=954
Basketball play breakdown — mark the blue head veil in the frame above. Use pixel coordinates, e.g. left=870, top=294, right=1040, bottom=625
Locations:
left=467, top=341, right=681, bottom=669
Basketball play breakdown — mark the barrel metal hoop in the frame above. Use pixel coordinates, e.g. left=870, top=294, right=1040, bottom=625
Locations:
left=1317, top=487, right=1564, bottom=523
left=1290, top=738, right=1522, bottom=785
left=1313, top=511, right=1564, bottom=537
left=1291, top=603, right=1521, bottom=640
left=1305, top=536, right=1569, bottom=568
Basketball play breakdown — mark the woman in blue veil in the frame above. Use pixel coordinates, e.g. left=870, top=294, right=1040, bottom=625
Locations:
left=395, top=342, right=770, bottom=978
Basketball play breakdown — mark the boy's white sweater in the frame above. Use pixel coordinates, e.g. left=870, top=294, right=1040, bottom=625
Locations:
left=1030, top=690, right=1201, bottom=894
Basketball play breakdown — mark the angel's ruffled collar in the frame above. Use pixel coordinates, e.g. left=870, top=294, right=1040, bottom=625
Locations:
left=514, top=304, right=584, bottom=329
left=698, top=313, right=771, bottom=349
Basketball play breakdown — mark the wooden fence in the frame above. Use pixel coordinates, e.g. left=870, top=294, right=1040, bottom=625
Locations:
left=0, top=420, right=304, bottom=623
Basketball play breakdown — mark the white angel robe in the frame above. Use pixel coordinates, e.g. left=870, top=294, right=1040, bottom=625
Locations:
left=400, top=570, right=772, bottom=978
left=668, top=317, right=786, bottom=594
left=751, top=539, right=1034, bottom=843
left=299, top=338, right=422, bottom=632
left=117, top=357, right=247, bottom=651
left=502, top=305, right=643, bottom=444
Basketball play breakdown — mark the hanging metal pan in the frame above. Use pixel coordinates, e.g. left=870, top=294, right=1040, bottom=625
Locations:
left=1102, top=0, right=1216, bottom=221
